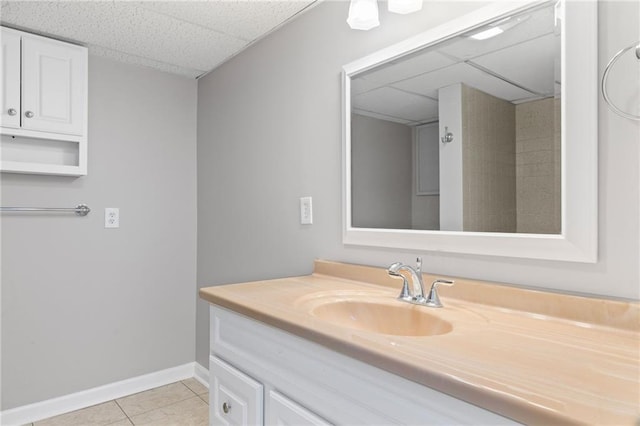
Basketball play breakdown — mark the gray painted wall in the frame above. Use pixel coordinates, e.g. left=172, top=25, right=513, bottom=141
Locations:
left=197, top=0, right=640, bottom=370
left=1, top=56, right=197, bottom=409
left=351, top=113, right=412, bottom=229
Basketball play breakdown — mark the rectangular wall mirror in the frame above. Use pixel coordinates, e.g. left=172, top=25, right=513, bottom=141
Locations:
left=342, top=0, right=597, bottom=262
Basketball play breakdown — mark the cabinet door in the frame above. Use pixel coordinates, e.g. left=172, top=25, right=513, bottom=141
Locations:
left=1, top=28, right=21, bottom=129
left=210, top=356, right=263, bottom=426
left=267, top=390, right=331, bottom=426
left=21, top=34, right=86, bottom=136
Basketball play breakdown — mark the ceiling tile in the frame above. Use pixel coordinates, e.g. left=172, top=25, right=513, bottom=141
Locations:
left=391, top=62, right=534, bottom=102
left=471, top=33, right=557, bottom=96
left=136, top=1, right=314, bottom=41
left=351, top=77, right=381, bottom=95
left=353, top=87, right=439, bottom=122
left=0, top=0, right=316, bottom=78
left=438, top=5, right=556, bottom=61
left=1, top=2, right=247, bottom=72
left=352, top=109, right=413, bottom=125
left=358, top=50, right=457, bottom=89
left=89, top=44, right=204, bottom=78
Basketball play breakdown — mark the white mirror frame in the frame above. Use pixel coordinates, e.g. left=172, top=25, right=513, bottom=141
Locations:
left=342, top=0, right=597, bottom=263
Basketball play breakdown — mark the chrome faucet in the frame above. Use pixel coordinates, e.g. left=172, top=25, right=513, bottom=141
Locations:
left=387, top=257, right=454, bottom=307
left=387, top=257, right=426, bottom=303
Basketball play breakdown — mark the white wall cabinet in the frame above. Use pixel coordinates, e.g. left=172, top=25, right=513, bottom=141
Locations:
left=0, top=26, right=88, bottom=176
left=1, top=29, right=21, bottom=130
left=210, top=305, right=518, bottom=426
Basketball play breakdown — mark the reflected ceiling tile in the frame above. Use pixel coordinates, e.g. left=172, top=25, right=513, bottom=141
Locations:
left=438, top=5, right=556, bottom=61
left=352, top=109, right=413, bottom=125
left=359, top=51, right=457, bottom=86
left=391, top=62, right=533, bottom=102
left=471, top=33, right=556, bottom=95
left=351, top=77, right=381, bottom=95
left=353, top=87, right=438, bottom=122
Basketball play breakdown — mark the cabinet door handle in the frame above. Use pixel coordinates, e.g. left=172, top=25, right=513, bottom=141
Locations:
left=25, top=111, right=34, bottom=118
left=7, top=108, right=17, bottom=116
left=222, top=401, right=231, bottom=414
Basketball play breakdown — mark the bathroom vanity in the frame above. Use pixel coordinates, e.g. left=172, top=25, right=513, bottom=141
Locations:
left=200, top=260, right=640, bottom=425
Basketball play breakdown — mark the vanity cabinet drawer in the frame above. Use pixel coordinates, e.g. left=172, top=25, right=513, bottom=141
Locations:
left=210, top=356, right=263, bottom=426
left=266, top=390, right=331, bottom=426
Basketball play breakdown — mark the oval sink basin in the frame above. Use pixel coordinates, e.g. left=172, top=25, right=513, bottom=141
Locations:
left=311, top=300, right=453, bottom=336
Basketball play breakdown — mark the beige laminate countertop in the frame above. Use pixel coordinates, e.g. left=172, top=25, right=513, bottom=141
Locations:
left=199, top=260, right=640, bottom=425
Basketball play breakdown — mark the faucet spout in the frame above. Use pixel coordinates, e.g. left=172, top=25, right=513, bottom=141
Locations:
left=387, top=258, right=426, bottom=302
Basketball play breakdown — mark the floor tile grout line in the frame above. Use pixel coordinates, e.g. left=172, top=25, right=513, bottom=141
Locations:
left=115, top=381, right=195, bottom=418
left=198, top=392, right=209, bottom=405
left=181, top=379, right=200, bottom=397
left=181, top=378, right=209, bottom=397
left=115, top=381, right=176, bottom=401
left=113, top=398, right=133, bottom=424
left=33, top=380, right=205, bottom=425
left=126, top=393, right=205, bottom=421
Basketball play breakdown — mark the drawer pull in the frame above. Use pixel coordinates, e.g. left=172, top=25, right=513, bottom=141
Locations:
left=7, top=108, right=17, bottom=116
left=222, top=401, right=231, bottom=414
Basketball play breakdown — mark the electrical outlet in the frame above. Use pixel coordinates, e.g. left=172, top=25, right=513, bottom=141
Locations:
left=105, top=208, right=120, bottom=228
left=300, top=196, right=313, bottom=225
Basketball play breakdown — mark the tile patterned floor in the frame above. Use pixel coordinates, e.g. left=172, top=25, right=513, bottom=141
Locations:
left=27, top=378, right=209, bottom=426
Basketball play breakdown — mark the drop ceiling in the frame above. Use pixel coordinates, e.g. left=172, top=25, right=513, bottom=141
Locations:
left=0, top=0, right=317, bottom=79
left=351, top=4, right=560, bottom=126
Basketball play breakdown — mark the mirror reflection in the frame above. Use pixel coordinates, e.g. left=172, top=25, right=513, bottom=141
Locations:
left=351, top=3, right=561, bottom=234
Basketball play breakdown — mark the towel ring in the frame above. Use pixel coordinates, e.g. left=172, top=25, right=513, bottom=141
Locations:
left=601, top=41, right=640, bottom=121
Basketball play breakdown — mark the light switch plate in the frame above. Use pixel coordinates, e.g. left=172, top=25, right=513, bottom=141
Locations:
left=300, top=197, right=312, bottom=225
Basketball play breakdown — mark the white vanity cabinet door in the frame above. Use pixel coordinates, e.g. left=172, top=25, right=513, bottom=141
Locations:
left=21, top=33, right=86, bottom=136
left=210, top=356, right=264, bottom=426
left=1, top=27, right=21, bottom=129
left=266, top=390, right=331, bottom=426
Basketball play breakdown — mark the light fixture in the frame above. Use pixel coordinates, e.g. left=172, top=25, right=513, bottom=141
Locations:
left=467, top=15, right=530, bottom=41
left=388, top=0, right=423, bottom=15
left=347, top=0, right=380, bottom=31
left=469, top=27, right=504, bottom=41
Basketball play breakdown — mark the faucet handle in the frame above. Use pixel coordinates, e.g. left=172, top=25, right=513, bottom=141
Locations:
left=425, top=279, right=454, bottom=308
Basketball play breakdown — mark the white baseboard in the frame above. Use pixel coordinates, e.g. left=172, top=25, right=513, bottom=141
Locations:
left=193, top=361, right=210, bottom=389
left=0, top=362, right=208, bottom=426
